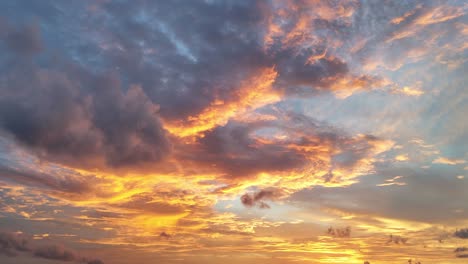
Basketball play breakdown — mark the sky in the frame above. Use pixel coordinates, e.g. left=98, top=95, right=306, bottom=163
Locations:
left=0, top=0, right=466, bottom=263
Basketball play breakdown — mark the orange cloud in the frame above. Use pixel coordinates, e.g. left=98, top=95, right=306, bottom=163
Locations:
left=433, top=157, right=466, bottom=165
left=164, top=67, right=279, bottom=138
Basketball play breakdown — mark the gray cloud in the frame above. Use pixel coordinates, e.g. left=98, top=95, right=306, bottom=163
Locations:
left=455, top=247, right=468, bottom=258
left=1, top=0, right=384, bottom=128
left=33, top=244, right=77, bottom=261
left=194, top=120, right=308, bottom=178
left=0, top=231, right=104, bottom=264
left=180, top=111, right=385, bottom=180
left=241, top=188, right=285, bottom=209
left=454, top=228, right=468, bottom=239
left=326, top=226, right=351, bottom=238
left=3, top=22, right=42, bottom=55
left=0, top=231, right=30, bottom=256
left=159, top=232, right=171, bottom=239
left=0, top=22, right=171, bottom=169
left=0, top=0, right=402, bottom=175
left=0, top=165, right=93, bottom=195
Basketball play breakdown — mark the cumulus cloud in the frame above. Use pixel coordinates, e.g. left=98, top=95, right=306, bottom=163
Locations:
left=0, top=0, right=400, bottom=178
left=0, top=22, right=171, bottom=169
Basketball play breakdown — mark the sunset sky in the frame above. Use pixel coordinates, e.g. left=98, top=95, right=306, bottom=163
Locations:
left=0, top=1, right=467, bottom=263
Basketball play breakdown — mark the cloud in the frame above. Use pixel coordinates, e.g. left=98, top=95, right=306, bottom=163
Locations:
left=291, top=166, right=468, bottom=224
left=0, top=0, right=402, bottom=176
left=164, top=67, right=280, bottom=137
left=0, top=0, right=390, bottom=175
left=159, top=232, right=171, bottom=239
left=455, top=247, right=468, bottom=253
left=0, top=165, right=93, bottom=195
left=394, top=86, right=424, bottom=97
left=191, top=119, right=309, bottom=178
left=386, top=234, right=408, bottom=245
left=0, top=231, right=30, bottom=256
left=34, top=244, right=77, bottom=261
left=0, top=22, right=171, bottom=169
left=240, top=188, right=285, bottom=209
left=86, top=260, right=105, bottom=264
left=377, top=176, right=407, bottom=187
left=115, top=193, right=186, bottom=215
left=3, top=22, right=42, bottom=55
left=0, top=231, right=104, bottom=264
left=455, top=247, right=468, bottom=258
left=433, top=157, right=466, bottom=165
left=179, top=111, right=391, bottom=183
left=454, top=228, right=468, bottom=239
left=326, top=226, right=351, bottom=238
left=0, top=1, right=465, bottom=263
